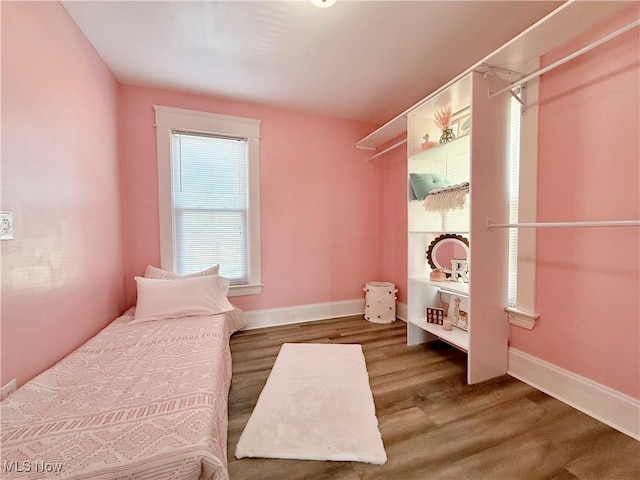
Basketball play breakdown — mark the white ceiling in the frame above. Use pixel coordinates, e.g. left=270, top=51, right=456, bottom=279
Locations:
left=62, top=0, right=563, bottom=125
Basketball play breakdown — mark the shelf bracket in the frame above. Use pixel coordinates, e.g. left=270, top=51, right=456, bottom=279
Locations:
left=519, top=82, right=528, bottom=116
left=483, top=63, right=527, bottom=115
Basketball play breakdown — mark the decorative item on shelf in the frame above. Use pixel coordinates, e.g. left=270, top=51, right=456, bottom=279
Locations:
left=423, top=182, right=470, bottom=213
left=426, top=307, right=444, bottom=325
left=420, top=133, right=439, bottom=151
left=450, top=258, right=470, bottom=283
left=409, top=173, right=451, bottom=201
left=426, top=233, right=470, bottom=278
left=458, top=114, right=471, bottom=136
left=447, top=295, right=469, bottom=331
left=442, top=318, right=453, bottom=331
left=429, top=268, right=447, bottom=282
left=434, top=105, right=456, bottom=144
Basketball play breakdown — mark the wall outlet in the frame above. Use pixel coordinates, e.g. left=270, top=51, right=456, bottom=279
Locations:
left=0, top=211, right=13, bottom=240
left=1, top=379, right=17, bottom=400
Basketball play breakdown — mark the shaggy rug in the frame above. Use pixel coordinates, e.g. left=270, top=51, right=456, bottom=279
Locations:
left=235, top=343, right=387, bottom=464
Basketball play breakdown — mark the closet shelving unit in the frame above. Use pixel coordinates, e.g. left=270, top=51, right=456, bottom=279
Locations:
left=406, top=71, right=510, bottom=384
left=357, top=1, right=639, bottom=385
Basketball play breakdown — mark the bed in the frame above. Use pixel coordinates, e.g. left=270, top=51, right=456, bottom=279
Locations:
left=1, top=271, right=246, bottom=479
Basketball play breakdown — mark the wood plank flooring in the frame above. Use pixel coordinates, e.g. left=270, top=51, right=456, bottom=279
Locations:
left=227, top=316, right=640, bottom=480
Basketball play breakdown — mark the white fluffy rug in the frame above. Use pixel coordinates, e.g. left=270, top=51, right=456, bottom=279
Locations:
left=235, top=343, right=387, bottom=465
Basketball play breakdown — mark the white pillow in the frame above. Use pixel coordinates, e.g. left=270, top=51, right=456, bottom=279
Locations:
left=143, top=264, right=220, bottom=280
left=132, top=275, right=233, bottom=324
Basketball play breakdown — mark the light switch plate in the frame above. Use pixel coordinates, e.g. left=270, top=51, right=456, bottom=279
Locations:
left=1, top=211, right=13, bottom=240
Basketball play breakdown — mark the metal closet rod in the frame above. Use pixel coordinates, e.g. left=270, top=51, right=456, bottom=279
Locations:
left=487, top=220, right=640, bottom=229
left=488, top=19, right=640, bottom=99
left=366, top=137, right=407, bottom=162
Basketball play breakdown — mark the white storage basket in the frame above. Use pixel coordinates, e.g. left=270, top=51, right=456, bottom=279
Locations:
left=363, top=281, right=397, bottom=324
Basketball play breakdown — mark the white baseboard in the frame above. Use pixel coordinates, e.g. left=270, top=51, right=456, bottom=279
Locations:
left=396, top=302, right=407, bottom=321
left=243, top=298, right=365, bottom=330
left=508, top=348, right=640, bottom=440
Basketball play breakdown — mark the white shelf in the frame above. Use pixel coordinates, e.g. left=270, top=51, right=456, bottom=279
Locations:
left=355, top=1, right=633, bottom=151
left=409, top=229, right=470, bottom=234
left=407, top=316, right=469, bottom=352
left=408, top=133, right=471, bottom=162
left=409, top=277, right=469, bottom=296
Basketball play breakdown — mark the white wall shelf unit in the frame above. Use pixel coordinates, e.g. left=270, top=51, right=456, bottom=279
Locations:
left=407, top=70, right=510, bottom=385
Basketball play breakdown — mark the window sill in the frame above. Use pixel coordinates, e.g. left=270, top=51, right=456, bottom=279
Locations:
left=505, top=306, right=539, bottom=330
left=229, top=283, right=263, bottom=296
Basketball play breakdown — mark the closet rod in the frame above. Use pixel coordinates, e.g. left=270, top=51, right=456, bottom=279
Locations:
left=488, top=19, right=640, bottom=100
left=366, top=138, right=407, bottom=162
left=486, top=220, right=640, bottom=229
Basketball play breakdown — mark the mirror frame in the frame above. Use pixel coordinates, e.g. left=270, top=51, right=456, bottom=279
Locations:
left=426, top=233, right=470, bottom=274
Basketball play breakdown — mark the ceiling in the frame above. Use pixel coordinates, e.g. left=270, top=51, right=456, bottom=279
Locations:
left=62, top=1, right=564, bottom=126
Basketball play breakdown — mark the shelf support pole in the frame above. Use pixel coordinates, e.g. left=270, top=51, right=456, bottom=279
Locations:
left=366, top=137, right=407, bottom=162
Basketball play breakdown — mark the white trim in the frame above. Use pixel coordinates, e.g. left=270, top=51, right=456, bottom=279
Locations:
left=229, top=283, right=263, bottom=297
left=514, top=63, right=538, bottom=316
left=508, top=348, right=640, bottom=440
left=153, top=106, right=262, bottom=293
left=242, top=299, right=365, bottom=330
left=153, top=105, right=260, bottom=138
left=505, top=307, right=538, bottom=330
left=396, top=301, right=408, bottom=322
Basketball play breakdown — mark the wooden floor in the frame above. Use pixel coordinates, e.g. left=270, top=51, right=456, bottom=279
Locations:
left=227, top=316, right=640, bottom=480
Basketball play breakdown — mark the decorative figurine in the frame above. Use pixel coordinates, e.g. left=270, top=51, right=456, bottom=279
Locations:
left=434, top=105, right=456, bottom=144
left=450, top=258, right=469, bottom=283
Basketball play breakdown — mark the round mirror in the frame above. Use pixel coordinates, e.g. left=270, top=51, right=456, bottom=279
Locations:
left=426, top=234, right=469, bottom=274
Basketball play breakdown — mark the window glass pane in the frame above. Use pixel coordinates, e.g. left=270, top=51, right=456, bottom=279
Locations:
left=508, top=93, right=521, bottom=306
left=442, top=145, right=470, bottom=232
left=174, top=209, right=247, bottom=283
left=171, top=132, right=248, bottom=283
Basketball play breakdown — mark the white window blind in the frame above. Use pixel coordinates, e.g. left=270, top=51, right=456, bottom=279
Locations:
left=507, top=93, right=522, bottom=306
left=171, top=132, right=249, bottom=284
left=442, top=149, right=470, bottom=232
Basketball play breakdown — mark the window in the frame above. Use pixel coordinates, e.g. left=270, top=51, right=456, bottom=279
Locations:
left=505, top=75, right=539, bottom=325
left=507, top=92, right=522, bottom=307
left=154, top=106, right=262, bottom=296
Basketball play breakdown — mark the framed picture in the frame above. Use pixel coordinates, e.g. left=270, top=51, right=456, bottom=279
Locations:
left=426, top=307, right=444, bottom=325
left=457, top=114, right=471, bottom=136
left=447, top=294, right=469, bottom=331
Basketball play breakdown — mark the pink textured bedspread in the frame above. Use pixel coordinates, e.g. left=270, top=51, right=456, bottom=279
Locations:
left=0, top=307, right=246, bottom=479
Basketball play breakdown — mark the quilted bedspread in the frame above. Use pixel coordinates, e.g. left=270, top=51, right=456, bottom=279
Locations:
left=0, top=307, right=246, bottom=479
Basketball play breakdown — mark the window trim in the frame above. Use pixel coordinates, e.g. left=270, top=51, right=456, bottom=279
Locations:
left=153, top=105, right=262, bottom=296
left=515, top=72, right=539, bottom=315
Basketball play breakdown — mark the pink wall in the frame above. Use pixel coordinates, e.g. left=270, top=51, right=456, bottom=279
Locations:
left=118, top=85, right=384, bottom=311
left=380, top=139, right=408, bottom=303
left=1, top=2, right=126, bottom=387
left=509, top=10, right=640, bottom=398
